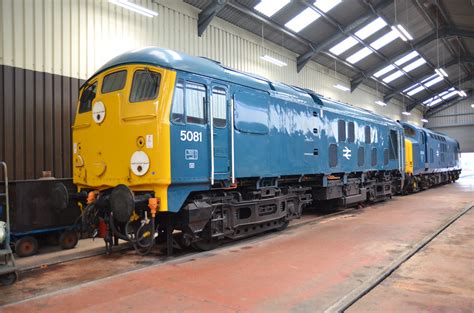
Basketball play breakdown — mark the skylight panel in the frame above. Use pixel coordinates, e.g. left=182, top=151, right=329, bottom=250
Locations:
left=402, top=58, right=427, bottom=72
left=407, top=85, right=425, bottom=96
left=442, top=90, right=458, bottom=100
left=394, top=51, right=419, bottom=66
left=428, top=98, right=443, bottom=106
left=423, top=75, right=443, bottom=87
left=370, top=30, right=399, bottom=50
left=255, top=0, right=290, bottom=17
left=421, top=74, right=439, bottom=83
left=329, top=37, right=358, bottom=55
left=315, top=0, right=342, bottom=12
left=285, top=8, right=320, bottom=32
left=403, top=83, right=420, bottom=93
left=423, top=96, right=435, bottom=104
left=355, top=17, right=387, bottom=40
left=373, top=64, right=395, bottom=78
left=382, top=70, right=404, bottom=83
left=346, top=47, right=372, bottom=64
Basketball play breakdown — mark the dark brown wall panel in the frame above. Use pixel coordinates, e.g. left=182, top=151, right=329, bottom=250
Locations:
left=0, top=65, right=83, bottom=181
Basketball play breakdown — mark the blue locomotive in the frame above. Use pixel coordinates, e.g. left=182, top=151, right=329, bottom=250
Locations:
left=72, top=47, right=460, bottom=253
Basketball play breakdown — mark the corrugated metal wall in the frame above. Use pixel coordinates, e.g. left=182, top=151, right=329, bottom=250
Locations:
left=0, top=65, right=83, bottom=179
left=0, top=0, right=422, bottom=179
left=427, top=95, right=474, bottom=152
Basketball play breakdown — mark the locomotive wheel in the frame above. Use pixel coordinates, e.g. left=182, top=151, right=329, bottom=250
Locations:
left=0, top=272, right=18, bottom=286
left=59, top=231, right=79, bottom=250
left=15, top=236, right=39, bottom=257
left=191, top=238, right=220, bottom=251
left=274, top=220, right=290, bottom=232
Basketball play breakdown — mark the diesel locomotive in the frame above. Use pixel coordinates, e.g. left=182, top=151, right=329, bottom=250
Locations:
left=73, top=47, right=461, bottom=254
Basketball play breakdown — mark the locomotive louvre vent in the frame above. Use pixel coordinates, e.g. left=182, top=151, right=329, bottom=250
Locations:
left=329, top=144, right=338, bottom=168
left=358, top=147, right=365, bottom=167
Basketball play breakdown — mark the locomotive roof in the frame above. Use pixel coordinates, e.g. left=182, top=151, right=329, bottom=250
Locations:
left=400, top=122, right=458, bottom=145
left=90, top=47, right=400, bottom=127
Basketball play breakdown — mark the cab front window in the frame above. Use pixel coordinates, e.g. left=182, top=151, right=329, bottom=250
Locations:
left=130, top=69, right=161, bottom=103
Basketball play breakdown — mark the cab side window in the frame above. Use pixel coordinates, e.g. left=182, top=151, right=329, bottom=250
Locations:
left=79, top=82, right=97, bottom=113
left=186, top=82, right=206, bottom=124
left=171, top=80, right=185, bottom=124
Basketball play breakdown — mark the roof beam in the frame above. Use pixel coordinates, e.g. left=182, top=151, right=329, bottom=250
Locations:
left=425, top=89, right=472, bottom=117
left=414, top=0, right=472, bottom=77
left=197, top=0, right=228, bottom=37
left=383, top=57, right=474, bottom=103
left=226, top=0, right=416, bottom=101
left=296, top=0, right=392, bottom=73
left=351, top=26, right=474, bottom=91
left=351, top=30, right=442, bottom=90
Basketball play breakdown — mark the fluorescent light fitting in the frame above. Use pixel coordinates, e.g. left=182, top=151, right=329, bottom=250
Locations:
left=329, top=37, right=358, bottom=55
left=373, top=64, right=395, bottom=78
left=396, top=25, right=413, bottom=40
left=471, top=104, right=474, bottom=108
left=401, top=111, right=411, bottom=116
left=457, top=90, right=467, bottom=97
left=254, top=0, right=290, bottom=17
left=391, top=26, right=407, bottom=41
left=285, top=8, right=320, bottom=32
left=375, top=100, right=387, bottom=106
left=394, top=51, right=419, bottom=66
left=260, top=55, right=287, bottom=67
left=421, top=118, right=429, bottom=123
left=407, top=85, right=425, bottom=96
left=423, top=75, right=443, bottom=88
left=371, top=30, right=400, bottom=50
left=403, top=58, right=427, bottom=72
left=334, top=84, right=350, bottom=92
left=314, top=0, right=342, bottom=13
left=346, top=47, right=372, bottom=64
left=435, top=68, right=448, bottom=77
left=355, top=17, right=387, bottom=40
left=382, top=70, right=404, bottom=83
left=109, top=0, right=158, bottom=17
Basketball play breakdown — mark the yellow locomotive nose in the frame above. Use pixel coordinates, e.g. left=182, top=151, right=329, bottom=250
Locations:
left=72, top=64, right=175, bottom=212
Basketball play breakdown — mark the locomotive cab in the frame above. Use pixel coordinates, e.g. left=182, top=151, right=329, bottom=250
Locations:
left=73, top=64, right=177, bottom=215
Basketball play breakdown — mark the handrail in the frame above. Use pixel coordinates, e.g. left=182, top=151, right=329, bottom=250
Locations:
left=209, top=98, right=215, bottom=186
left=230, top=97, right=235, bottom=184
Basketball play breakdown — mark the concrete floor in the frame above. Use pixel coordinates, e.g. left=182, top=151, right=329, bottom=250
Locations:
left=1, top=176, right=473, bottom=313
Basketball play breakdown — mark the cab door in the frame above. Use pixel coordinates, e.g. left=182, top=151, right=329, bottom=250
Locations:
left=210, top=85, right=231, bottom=183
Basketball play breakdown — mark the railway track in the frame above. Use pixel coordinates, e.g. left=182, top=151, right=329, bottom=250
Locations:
left=18, top=205, right=359, bottom=274
left=324, top=203, right=474, bottom=313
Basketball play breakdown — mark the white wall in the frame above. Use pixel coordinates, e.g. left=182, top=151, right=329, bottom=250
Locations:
left=0, top=0, right=423, bottom=123
left=427, top=96, right=474, bottom=152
